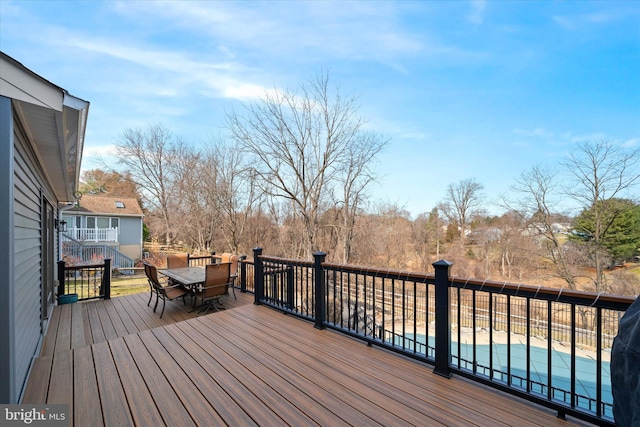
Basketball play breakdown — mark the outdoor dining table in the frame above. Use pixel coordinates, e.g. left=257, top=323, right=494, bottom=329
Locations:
left=159, top=266, right=205, bottom=291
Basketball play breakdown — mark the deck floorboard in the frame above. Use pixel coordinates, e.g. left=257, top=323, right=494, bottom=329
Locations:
left=73, top=345, right=103, bottom=427
left=23, top=292, right=594, bottom=426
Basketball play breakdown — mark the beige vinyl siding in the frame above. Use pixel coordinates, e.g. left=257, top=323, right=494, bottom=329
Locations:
left=12, top=123, right=44, bottom=400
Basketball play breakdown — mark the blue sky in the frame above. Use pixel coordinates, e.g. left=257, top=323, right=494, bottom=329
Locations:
left=1, top=1, right=639, bottom=217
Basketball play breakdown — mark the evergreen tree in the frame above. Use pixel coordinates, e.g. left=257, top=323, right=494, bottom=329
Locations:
left=572, top=198, right=640, bottom=264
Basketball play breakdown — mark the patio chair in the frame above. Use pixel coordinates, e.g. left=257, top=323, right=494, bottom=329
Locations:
left=219, top=253, right=239, bottom=300
left=143, top=263, right=156, bottom=306
left=193, top=262, right=233, bottom=316
left=166, top=253, right=189, bottom=287
left=146, top=263, right=189, bottom=318
left=166, top=253, right=188, bottom=269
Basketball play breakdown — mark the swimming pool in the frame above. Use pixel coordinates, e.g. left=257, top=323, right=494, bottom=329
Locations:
left=398, top=333, right=612, bottom=417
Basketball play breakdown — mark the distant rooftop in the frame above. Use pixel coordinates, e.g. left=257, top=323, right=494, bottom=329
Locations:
left=68, top=194, right=143, bottom=216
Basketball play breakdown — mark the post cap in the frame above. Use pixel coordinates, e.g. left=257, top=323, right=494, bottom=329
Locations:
left=432, top=259, right=453, bottom=268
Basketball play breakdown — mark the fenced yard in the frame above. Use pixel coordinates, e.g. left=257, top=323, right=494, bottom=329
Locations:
left=108, top=274, right=149, bottom=297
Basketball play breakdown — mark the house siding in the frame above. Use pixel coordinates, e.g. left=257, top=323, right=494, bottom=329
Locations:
left=11, top=110, right=50, bottom=402
left=0, top=96, right=16, bottom=403
left=64, top=208, right=144, bottom=262
left=119, top=216, right=143, bottom=259
left=1, top=54, right=88, bottom=404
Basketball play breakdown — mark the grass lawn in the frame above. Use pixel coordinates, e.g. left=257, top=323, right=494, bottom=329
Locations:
left=109, top=274, right=149, bottom=297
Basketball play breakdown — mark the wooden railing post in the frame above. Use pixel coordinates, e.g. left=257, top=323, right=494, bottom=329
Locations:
left=102, top=258, right=111, bottom=300
left=433, top=259, right=453, bottom=378
left=253, top=247, right=264, bottom=305
left=57, top=260, right=66, bottom=296
left=314, top=252, right=327, bottom=330
left=239, top=255, right=247, bottom=293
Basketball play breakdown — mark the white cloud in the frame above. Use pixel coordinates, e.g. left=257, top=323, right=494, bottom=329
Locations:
left=222, top=83, right=277, bottom=101
left=80, top=144, right=118, bottom=170
left=467, top=0, right=486, bottom=25
left=82, top=143, right=116, bottom=158
left=64, top=37, right=271, bottom=102
left=113, top=0, right=425, bottom=63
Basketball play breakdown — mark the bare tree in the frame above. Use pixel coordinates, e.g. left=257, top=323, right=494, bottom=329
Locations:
left=428, top=207, right=444, bottom=261
left=209, top=138, right=259, bottom=254
left=333, top=131, right=387, bottom=263
left=79, top=169, right=140, bottom=199
left=492, top=211, right=535, bottom=281
left=508, top=165, right=579, bottom=289
left=410, top=207, right=444, bottom=271
left=439, top=178, right=484, bottom=245
left=171, top=142, right=221, bottom=251
left=227, top=72, right=385, bottom=258
left=365, top=203, right=413, bottom=269
left=563, top=140, right=640, bottom=291
left=112, top=124, right=177, bottom=244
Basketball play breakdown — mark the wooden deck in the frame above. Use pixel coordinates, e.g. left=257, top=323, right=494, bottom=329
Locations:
left=23, top=293, right=593, bottom=426
left=37, top=290, right=254, bottom=356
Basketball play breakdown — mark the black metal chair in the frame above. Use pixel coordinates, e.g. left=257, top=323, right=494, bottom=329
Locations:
left=146, top=263, right=189, bottom=318
left=143, top=263, right=156, bottom=306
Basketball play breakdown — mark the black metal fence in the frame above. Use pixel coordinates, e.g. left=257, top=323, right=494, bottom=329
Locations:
left=57, top=258, right=111, bottom=301
left=250, top=248, right=634, bottom=426
left=239, top=258, right=255, bottom=294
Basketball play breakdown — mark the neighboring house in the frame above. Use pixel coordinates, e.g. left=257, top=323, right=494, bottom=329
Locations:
left=0, top=52, right=89, bottom=403
left=61, top=194, right=144, bottom=262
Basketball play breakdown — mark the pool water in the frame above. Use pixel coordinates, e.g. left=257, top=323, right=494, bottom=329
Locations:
left=400, top=333, right=612, bottom=417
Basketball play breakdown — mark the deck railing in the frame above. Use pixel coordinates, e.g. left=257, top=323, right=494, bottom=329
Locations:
left=240, top=258, right=254, bottom=293
left=61, top=227, right=118, bottom=242
left=57, top=258, right=111, bottom=301
left=186, top=252, right=218, bottom=267
left=188, top=253, right=252, bottom=294
left=249, top=247, right=634, bottom=426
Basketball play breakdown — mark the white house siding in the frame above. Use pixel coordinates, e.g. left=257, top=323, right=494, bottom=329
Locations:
left=12, top=119, right=47, bottom=401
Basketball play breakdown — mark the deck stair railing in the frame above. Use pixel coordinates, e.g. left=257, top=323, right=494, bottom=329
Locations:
left=62, top=242, right=135, bottom=272
left=250, top=247, right=634, bottom=427
left=57, top=258, right=111, bottom=301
